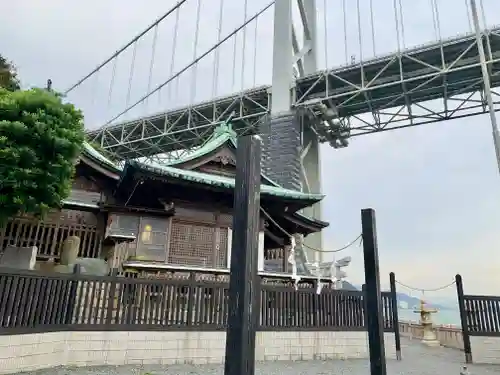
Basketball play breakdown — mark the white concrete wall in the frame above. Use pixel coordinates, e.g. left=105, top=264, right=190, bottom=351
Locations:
left=0, top=331, right=396, bottom=374
left=399, top=322, right=464, bottom=350
left=470, top=336, right=500, bottom=364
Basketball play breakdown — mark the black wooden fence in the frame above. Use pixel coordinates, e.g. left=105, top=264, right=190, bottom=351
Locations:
left=0, top=267, right=398, bottom=335
left=456, top=274, right=500, bottom=363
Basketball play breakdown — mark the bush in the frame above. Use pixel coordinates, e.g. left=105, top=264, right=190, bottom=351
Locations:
left=0, top=55, right=20, bottom=91
left=0, top=88, right=85, bottom=223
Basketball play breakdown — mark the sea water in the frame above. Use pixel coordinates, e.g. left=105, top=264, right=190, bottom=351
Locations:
left=398, top=308, right=461, bottom=326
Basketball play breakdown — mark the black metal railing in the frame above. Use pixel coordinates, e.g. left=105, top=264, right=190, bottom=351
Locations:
left=456, top=274, right=500, bottom=337
left=463, top=294, right=500, bottom=336
left=0, top=267, right=397, bottom=335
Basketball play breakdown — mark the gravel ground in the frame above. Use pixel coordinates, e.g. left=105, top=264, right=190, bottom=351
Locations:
left=13, top=339, right=500, bottom=375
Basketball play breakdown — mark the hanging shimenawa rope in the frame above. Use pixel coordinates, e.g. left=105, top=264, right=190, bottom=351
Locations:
left=396, top=279, right=456, bottom=293
left=260, top=208, right=362, bottom=254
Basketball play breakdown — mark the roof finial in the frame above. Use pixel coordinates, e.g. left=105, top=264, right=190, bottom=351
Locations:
left=213, top=120, right=236, bottom=138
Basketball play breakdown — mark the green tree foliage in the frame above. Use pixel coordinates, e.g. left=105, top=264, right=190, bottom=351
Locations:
left=0, top=88, right=85, bottom=223
left=0, top=55, right=20, bottom=91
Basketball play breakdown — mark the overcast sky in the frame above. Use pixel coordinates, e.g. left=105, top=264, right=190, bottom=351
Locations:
left=2, top=0, right=500, bottom=300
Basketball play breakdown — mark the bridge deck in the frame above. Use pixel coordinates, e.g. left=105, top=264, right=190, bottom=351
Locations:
left=88, top=28, right=500, bottom=159
left=15, top=339, right=499, bottom=375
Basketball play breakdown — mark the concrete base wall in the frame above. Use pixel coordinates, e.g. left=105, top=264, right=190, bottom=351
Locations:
left=399, top=322, right=464, bottom=350
left=470, top=336, right=500, bottom=364
left=0, top=331, right=396, bottom=374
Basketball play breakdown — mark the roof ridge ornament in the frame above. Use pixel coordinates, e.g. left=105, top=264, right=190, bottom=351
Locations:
left=212, top=121, right=237, bottom=139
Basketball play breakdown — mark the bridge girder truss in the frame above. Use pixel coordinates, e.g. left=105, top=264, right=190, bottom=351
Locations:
left=87, top=28, right=500, bottom=160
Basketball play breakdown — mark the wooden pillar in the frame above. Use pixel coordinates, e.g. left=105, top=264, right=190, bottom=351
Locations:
left=224, top=134, right=261, bottom=375
left=389, top=272, right=402, bottom=360
left=258, top=232, right=265, bottom=271
left=282, top=246, right=287, bottom=273
left=226, top=227, right=232, bottom=268
left=361, top=208, right=387, bottom=375
left=456, top=274, right=472, bottom=363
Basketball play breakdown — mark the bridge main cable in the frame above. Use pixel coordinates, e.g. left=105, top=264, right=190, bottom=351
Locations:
left=101, top=1, right=275, bottom=128
left=63, top=0, right=190, bottom=95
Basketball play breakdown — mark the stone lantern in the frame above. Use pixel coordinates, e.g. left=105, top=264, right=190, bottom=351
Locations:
left=414, top=299, right=440, bottom=347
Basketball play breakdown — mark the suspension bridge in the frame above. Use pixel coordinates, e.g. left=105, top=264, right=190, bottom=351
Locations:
left=60, top=0, right=500, bottom=254
left=86, top=28, right=500, bottom=158
left=2, top=1, right=500, bottom=371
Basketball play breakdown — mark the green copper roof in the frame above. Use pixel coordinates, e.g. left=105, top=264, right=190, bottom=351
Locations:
left=82, top=142, right=121, bottom=173
left=291, top=211, right=329, bottom=228
left=82, top=125, right=324, bottom=201
left=165, top=123, right=286, bottom=189
left=166, top=122, right=238, bottom=166
left=126, top=160, right=324, bottom=201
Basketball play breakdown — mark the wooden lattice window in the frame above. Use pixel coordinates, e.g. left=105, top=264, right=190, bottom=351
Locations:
left=168, top=220, right=228, bottom=268
left=215, top=227, right=228, bottom=269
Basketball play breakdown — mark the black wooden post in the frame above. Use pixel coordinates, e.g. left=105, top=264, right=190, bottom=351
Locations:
left=362, top=284, right=368, bottom=329
left=389, top=272, right=402, bottom=360
left=361, top=208, right=387, bottom=375
left=456, top=274, right=472, bottom=364
left=224, top=134, right=261, bottom=375
left=106, top=269, right=118, bottom=326
left=64, top=264, right=81, bottom=325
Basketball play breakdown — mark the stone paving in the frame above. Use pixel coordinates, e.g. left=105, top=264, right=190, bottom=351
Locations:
left=15, top=338, right=500, bottom=375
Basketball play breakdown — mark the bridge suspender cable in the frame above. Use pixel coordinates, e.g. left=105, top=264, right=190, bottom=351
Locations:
left=63, top=0, right=190, bottom=95
left=100, top=1, right=275, bottom=128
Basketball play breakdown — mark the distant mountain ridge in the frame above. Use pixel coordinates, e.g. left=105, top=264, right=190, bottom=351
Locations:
left=343, top=283, right=453, bottom=311
left=341, top=281, right=358, bottom=291
left=395, top=293, right=452, bottom=311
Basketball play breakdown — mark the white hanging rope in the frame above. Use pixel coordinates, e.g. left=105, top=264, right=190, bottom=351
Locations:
left=286, top=236, right=333, bottom=295
left=261, top=206, right=362, bottom=254
left=396, top=279, right=456, bottom=293
left=287, top=236, right=301, bottom=290
left=314, top=262, right=324, bottom=294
